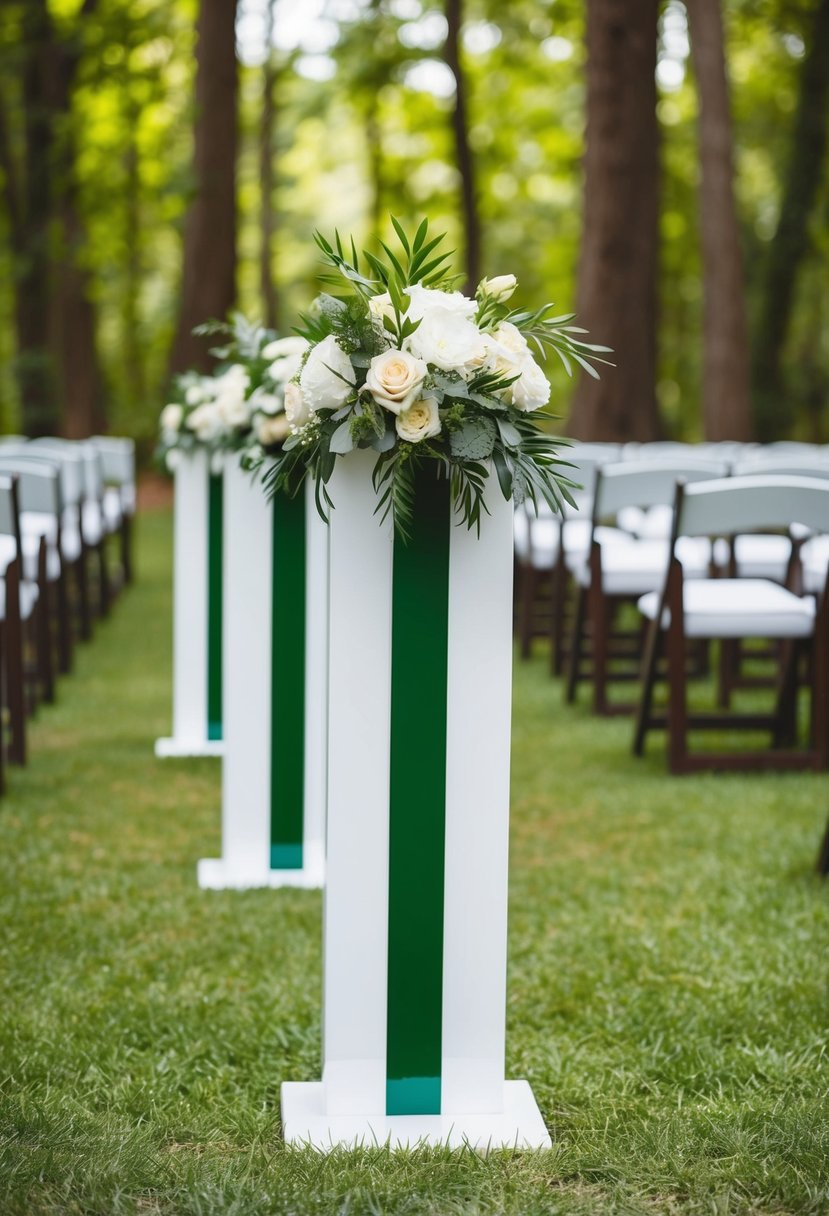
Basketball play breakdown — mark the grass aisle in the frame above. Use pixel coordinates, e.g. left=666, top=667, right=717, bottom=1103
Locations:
left=1, top=508, right=828, bottom=1216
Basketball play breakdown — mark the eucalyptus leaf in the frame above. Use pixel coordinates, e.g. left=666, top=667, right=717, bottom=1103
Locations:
left=329, top=421, right=355, bottom=454
left=449, top=416, right=497, bottom=461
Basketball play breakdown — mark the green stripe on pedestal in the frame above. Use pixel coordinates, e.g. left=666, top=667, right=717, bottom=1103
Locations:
left=270, top=491, right=306, bottom=871
left=386, top=468, right=450, bottom=1117
left=207, top=471, right=223, bottom=742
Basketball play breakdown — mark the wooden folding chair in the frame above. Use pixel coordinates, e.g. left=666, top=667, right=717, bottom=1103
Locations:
left=634, top=474, right=829, bottom=773
left=0, top=475, right=33, bottom=765
left=92, top=436, right=136, bottom=588
left=565, top=458, right=728, bottom=715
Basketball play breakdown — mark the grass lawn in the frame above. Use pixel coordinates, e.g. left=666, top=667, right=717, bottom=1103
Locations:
left=1, top=506, right=828, bottom=1215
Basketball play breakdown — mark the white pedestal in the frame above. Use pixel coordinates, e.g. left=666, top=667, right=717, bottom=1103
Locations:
left=281, top=1080, right=551, bottom=1150
left=280, top=450, right=550, bottom=1151
left=156, top=449, right=225, bottom=759
left=197, top=464, right=327, bottom=890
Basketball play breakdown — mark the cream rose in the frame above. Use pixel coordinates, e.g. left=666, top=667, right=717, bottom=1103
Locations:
left=257, top=413, right=291, bottom=446
left=284, top=381, right=312, bottom=430
left=395, top=396, right=441, bottom=443
left=365, top=349, right=427, bottom=415
left=300, top=335, right=355, bottom=411
left=160, top=403, right=183, bottom=433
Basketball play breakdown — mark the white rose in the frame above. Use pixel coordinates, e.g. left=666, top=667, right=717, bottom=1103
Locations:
left=406, top=308, right=487, bottom=373
left=479, top=274, right=517, bottom=303
left=299, top=335, right=355, bottom=411
left=261, top=335, right=308, bottom=361
left=214, top=364, right=250, bottom=398
left=395, top=396, right=441, bottom=444
left=215, top=391, right=251, bottom=429
left=491, top=321, right=530, bottom=361
left=160, top=404, right=183, bottom=433
left=257, top=413, right=291, bottom=446
left=405, top=284, right=478, bottom=322
left=186, top=402, right=224, bottom=442
left=284, top=381, right=312, bottom=430
left=365, top=349, right=427, bottom=415
left=368, top=293, right=396, bottom=325
left=510, top=356, right=550, bottom=412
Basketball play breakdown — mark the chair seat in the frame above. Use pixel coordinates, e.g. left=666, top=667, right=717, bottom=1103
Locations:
left=21, top=511, right=58, bottom=547
left=572, top=536, right=711, bottom=596
left=802, top=535, right=829, bottom=595
left=516, top=514, right=625, bottom=572
left=81, top=501, right=105, bottom=545
left=103, top=486, right=123, bottom=530
left=713, top=533, right=792, bottom=582
left=0, top=575, right=39, bottom=621
left=638, top=578, right=815, bottom=639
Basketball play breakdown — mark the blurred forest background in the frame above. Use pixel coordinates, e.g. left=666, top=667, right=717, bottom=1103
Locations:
left=0, top=0, right=827, bottom=453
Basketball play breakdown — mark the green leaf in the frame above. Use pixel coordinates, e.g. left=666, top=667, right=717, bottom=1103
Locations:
left=449, top=416, right=497, bottom=461
left=496, top=418, right=522, bottom=448
left=329, top=421, right=354, bottom=454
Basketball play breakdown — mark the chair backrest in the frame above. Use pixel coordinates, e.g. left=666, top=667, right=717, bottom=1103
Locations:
left=91, top=436, right=136, bottom=486
left=594, top=458, right=730, bottom=520
left=76, top=442, right=105, bottom=501
left=564, top=443, right=623, bottom=500
left=0, top=457, right=61, bottom=516
left=732, top=456, right=829, bottom=480
left=677, top=475, right=829, bottom=539
left=0, top=474, right=21, bottom=549
left=24, top=439, right=85, bottom=506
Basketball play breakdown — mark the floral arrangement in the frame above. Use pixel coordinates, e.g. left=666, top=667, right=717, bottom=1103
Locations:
left=156, top=313, right=309, bottom=467
left=262, top=219, right=610, bottom=536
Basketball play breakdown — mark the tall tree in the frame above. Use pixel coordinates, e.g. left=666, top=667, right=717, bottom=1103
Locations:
left=169, top=0, right=239, bottom=375
left=0, top=0, right=58, bottom=435
left=568, top=0, right=661, bottom=441
left=50, top=0, right=106, bottom=439
left=752, top=0, right=829, bottom=440
left=686, top=0, right=752, bottom=441
left=259, top=0, right=278, bottom=331
left=445, top=0, right=480, bottom=292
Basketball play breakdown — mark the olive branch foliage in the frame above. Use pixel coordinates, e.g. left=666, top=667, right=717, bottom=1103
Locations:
left=262, top=219, right=612, bottom=539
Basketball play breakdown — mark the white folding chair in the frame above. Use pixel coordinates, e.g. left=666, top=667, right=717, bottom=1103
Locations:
left=566, top=458, right=729, bottom=715
left=634, top=475, right=829, bottom=772
left=92, top=436, right=136, bottom=584
left=0, top=475, right=36, bottom=764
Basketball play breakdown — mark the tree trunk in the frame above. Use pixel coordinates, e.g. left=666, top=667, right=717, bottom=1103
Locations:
left=259, top=0, right=278, bottom=331
left=568, top=0, right=661, bottom=442
left=445, top=0, right=480, bottom=293
left=121, top=118, right=146, bottom=421
left=752, top=0, right=829, bottom=441
left=686, top=0, right=752, bottom=442
left=14, top=0, right=59, bottom=435
left=169, top=0, right=239, bottom=375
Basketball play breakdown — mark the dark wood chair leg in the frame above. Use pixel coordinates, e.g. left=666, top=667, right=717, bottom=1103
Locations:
left=0, top=620, right=5, bottom=795
left=36, top=541, right=55, bottom=705
left=771, top=638, right=800, bottom=750
left=590, top=578, right=611, bottom=717
left=121, top=512, right=134, bottom=585
left=56, top=567, right=72, bottom=674
left=666, top=563, right=688, bottom=775
left=812, top=597, right=829, bottom=770
left=76, top=549, right=92, bottom=641
left=518, top=563, right=536, bottom=660
left=633, top=617, right=663, bottom=757
left=98, top=539, right=111, bottom=617
left=565, top=584, right=588, bottom=705
left=5, top=560, right=27, bottom=766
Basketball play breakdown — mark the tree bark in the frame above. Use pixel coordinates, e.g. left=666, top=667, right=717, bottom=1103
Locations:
left=686, top=0, right=752, bottom=442
left=169, top=0, right=239, bottom=375
left=445, top=0, right=480, bottom=293
left=13, top=0, right=59, bottom=436
left=568, top=0, right=661, bottom=442
left=752, top=0, right=829, bottom=441
left=259, top=0, right=278, bottom=331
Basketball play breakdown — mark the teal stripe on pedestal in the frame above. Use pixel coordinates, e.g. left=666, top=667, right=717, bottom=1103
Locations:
left=386, top=468, right=450, bottom=1116
left=207, top=471, right=223, bottom=742
left=270, top=491, right=306, bottom=871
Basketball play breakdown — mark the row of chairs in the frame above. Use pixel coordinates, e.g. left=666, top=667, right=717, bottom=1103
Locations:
left=515, top=441, right=829, bottom=772
left=0, top=435, right=136, bottom=791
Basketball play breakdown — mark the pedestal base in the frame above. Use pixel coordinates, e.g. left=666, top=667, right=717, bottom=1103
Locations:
left=197, top=850, right=325, bottom=891
left=280, top=1080, right=552, bottom=1151
left=155, top=737, right=224, bottom=759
